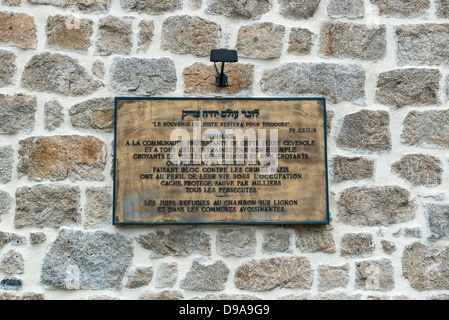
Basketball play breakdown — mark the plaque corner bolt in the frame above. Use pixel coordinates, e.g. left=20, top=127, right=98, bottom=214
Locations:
left=210, top=48, right=238, bottom=87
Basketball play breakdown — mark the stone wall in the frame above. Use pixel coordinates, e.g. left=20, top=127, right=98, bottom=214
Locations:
left=0, top=0, right=449, bottom=300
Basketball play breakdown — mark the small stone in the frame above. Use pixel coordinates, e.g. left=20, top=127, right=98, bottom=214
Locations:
left=44, top=98, right=64, bottom=131
left=46, top=15, right=93, bottom=53
left=155, top=262, right=177, bottom=288
left=0, top=231, right=26, bottom=248
left=262, top=231, right=292, bottom=254
left=402, top=242, right=449, bottom=290
left=396, top=24, right=449, bottom=66
left=336, top=110, right=391, bottom=152
left=376, top=68, right=440, bottom=107
left=355, top=259, right=394, bottom=291
left=295, top=225, right=336, bottom=253
left=216, top=228, right=256, bottom=257
left=0, top=250, right=24, bottom=274
left=337, top=186, right=415, bottom=226
left=0, top=292, right=44, bottom=300
left=161, top=15, right=221, bottom=57
left=96, top=16, right=132, bottom=56
left=0, top=94, right=36, bottom=134
left=27, top=0, right=113, bottom=13
left=328, top=0, right=364, bottom=18
left=183, top=62, right=254, bottom=96
left=331, top=156, right=374, bottom=182
left=139, top=290, right=183, bottom=300
left=402, top=110, right=449, bottom=148
left=2, top=0, right=21, bottom=5
left=428, top=294, right=449, bottom=300
left=278, top=0, right=320, bottom=19
left=21, top=52, right=102, bottom=96
left=0, top=11, right=37, bottom=49
left=0, top=146, right=13, bottom=184
left=189, top=0, right=201, bottom=9
left=138, top=20, right=154, bottom=52
left=235, top=257, right=313, bottom=291
left=84, top=186, right=112, bottom=229
left=236, top=22, right=285, bottom=59
left=70, top=98, right=114, bottom=132
left=125, top=266, right=153, bottom=289
left=15, top=185, right=81, bottom=228
left=0, top=277, right=22, bottom=290
left=287, top=28, right=314, bottom=55
left=92, top=60, right=105, bottom=78
left=180, top=257, right=229, bottom=291
left=404, top=227, right=422, bottom=238
left=318, top=264, right=350, bottom=291
left=136, top=228, right=211, bottom=258
left=371, top=0, right=430, bottom=17
left=340, top=233, right=375, bottom=258
left=0, top=190, right=13, bottom=218
left=0, top=50, right=15, bottom=87
left=327, top=110, right=334, bottom=135
left=120, top=0, right=182, bottom=14
left=29, top=232, right=46, bottom=245
left=109, top=57, right=177, bottom=96
left=392, top=154, right=442, bottom=186
left=425, top=203, right=449, bottom=241
left=381, top=240, right=396, bottom=254
left=436, top=0, right=449, bottom=17
left=18, top=135, right=105, bottom=181
left=320, top=22, right=386, bottom=60
left=261, top=63, right=365, bottom=105
left=205, top=0, right=271, bottom=19
left=40, top=228, right=134, bottom=289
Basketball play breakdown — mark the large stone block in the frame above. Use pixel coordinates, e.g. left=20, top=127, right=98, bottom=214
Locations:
left=84, top=186, right=112, bottom=229
left=69, top=98, right=114, bottom=132
left=371, top=0, right=430, bottom=17
left=318, top=264, right=350, bottom=291
left=0, top=11, right=36, bottom=49
left=27, top=0, right=113, bottom=13
left=180, top=257, right=229, bottom=291
left=120, top=0, right=182, bottom=14
left=355, top=259, right=394, bottom=291
left=331, top=156, right=374, bottom=182
left=96, top=16, right=132, bottom=56
left=0, top=50, right=15, bottom=87
left=294, top=225, right=336, bottom=253
left=340, top=233, right=375, bottom=258
left=205, top=0, right=271, bottom=19
left=392, top=154, right=442, bottom=186
left=425, top=203, right=449, bottom=241
left=278, top=0, right=320, bottom=19
left=236, top=22, right=285, bottom=59
left=402, top=110, right=449, bottom=148
left=216, top=228, right=256, bottom=257
left=288, top=28, right=314, bottom=55
left=0, top=94, right=36, bottom=134
left=46, top=15, right=93, bottom=52
left=138, top=20, right=154, bottom=52
left=328, top=0, right=364, bottom=18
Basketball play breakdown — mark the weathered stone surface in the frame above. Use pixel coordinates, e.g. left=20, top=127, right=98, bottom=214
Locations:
left=0, top=50, right=15, bottom=87
left=0, top=190, right=13, bottom=218
left=436, top=0, right=449, bottom=17
left=381, top=240, right=396, bottom=254
left=295, top=225, right=336, bottom=253
left=120, top=0, right=182, bottom=14
left=125, top=266, right=153, bottom=289
left=340, top=233, right=375, bottom=258
left=46, top=15, right=93, bottom=52
left=0, top=146, right=13, bottom=184
left=235, top=257, right=313, bottom=291
left=180, top=257, right=229, bottom=291
left=96, top=16, right=132, bottom=56
left=320, top=22, right=386, bottom=60
left=371, top=0, right=430, bottom=17
left=0, top=250, right=24, bottom=274
left=70, top=98, right=114, bottom=132
left=0, top=231, right=26, bottom=248
left=109, top=57, right=177, bottom=95
left=402, top=242, right=449, bottom=290
left=18, top=135, right=105, bottom=181
left=0, top=94, right=36, bottom=134
left=336, top=110, right=391, bottom=152
left=27, top=0, right=112, bottom=13
left=288, top=28, right=314, bottom=55
left=404, top=227, right=422, bottom=238
left=262, top=231, right=292, bottom=254
left=0, top=292, right=43, bottom=300
left=183, top=63, right=253, bottom=96
left=189, top=0, right=201, bottom=9
left=392, top=154, right=442, bottom=186
left=205, top=0, right=271, bottom=19
left=155, top=262, right=177, bottom=288
left=84, top=186, right=112, bottom=229
left=328, top=0, right=364, bottom=18
left=29, top=232, right=46, bottom=245
left=92, top=60, right=105, bottom=78
left=402, top=110, right=449, bottom=148
left=3, top=0, right=21, bottom=5
left=376, top=68, right=440, bottom=107
left=0, top=12, right=36, bottom=49
left=161, top=16, right=221, bottom=57
left=0, top=277, right=22, bottom=290
left=425, top=203, right=449, bottom=241
left=337, top=186, right=415, bottom=226
left=327, top=110, right=334, bottom=135
left=318, top=264, right=350, bottom=291
left=216, top=228, right=256, bottom=257
left=331, top=156, right=374, bottom=182
left=136, top=228, right=211, bottom=258
left=356, top=259, right=394, bottom=291
left=44, top=99, right=63, bottom=131
left=396, top=24, right=449, bottom=66
left=261, top=63, right=365, bottom=104
left=40, top=228, right=133, bottom=289
left=21, top=53, right=102, bottom=96
left=236, top=23, right=285, bottom=59
left=138, top=20, right=154, bottom=52
left=278, top=0, right=320, bottom=19
left=15, top=185, right=81, bottom=228
left=139, top=290, right=183, bottom=300
left=428, top=294, right=449, bottom=300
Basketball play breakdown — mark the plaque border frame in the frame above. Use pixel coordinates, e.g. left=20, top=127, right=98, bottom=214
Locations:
left=112, top=97, right=330, bottom=226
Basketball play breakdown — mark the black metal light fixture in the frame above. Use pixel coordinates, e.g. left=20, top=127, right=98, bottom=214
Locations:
left=210, top=49, right=238, bottom=86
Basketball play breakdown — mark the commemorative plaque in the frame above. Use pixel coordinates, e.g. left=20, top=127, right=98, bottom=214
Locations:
left=113, top=98, right=329, bottom=224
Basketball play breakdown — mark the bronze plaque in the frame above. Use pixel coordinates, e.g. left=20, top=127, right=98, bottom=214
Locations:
left=113, top=98, right=329, bottom=225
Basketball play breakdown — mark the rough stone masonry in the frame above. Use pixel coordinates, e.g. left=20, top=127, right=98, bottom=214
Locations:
left=0, top=0, right=448, bottom=301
